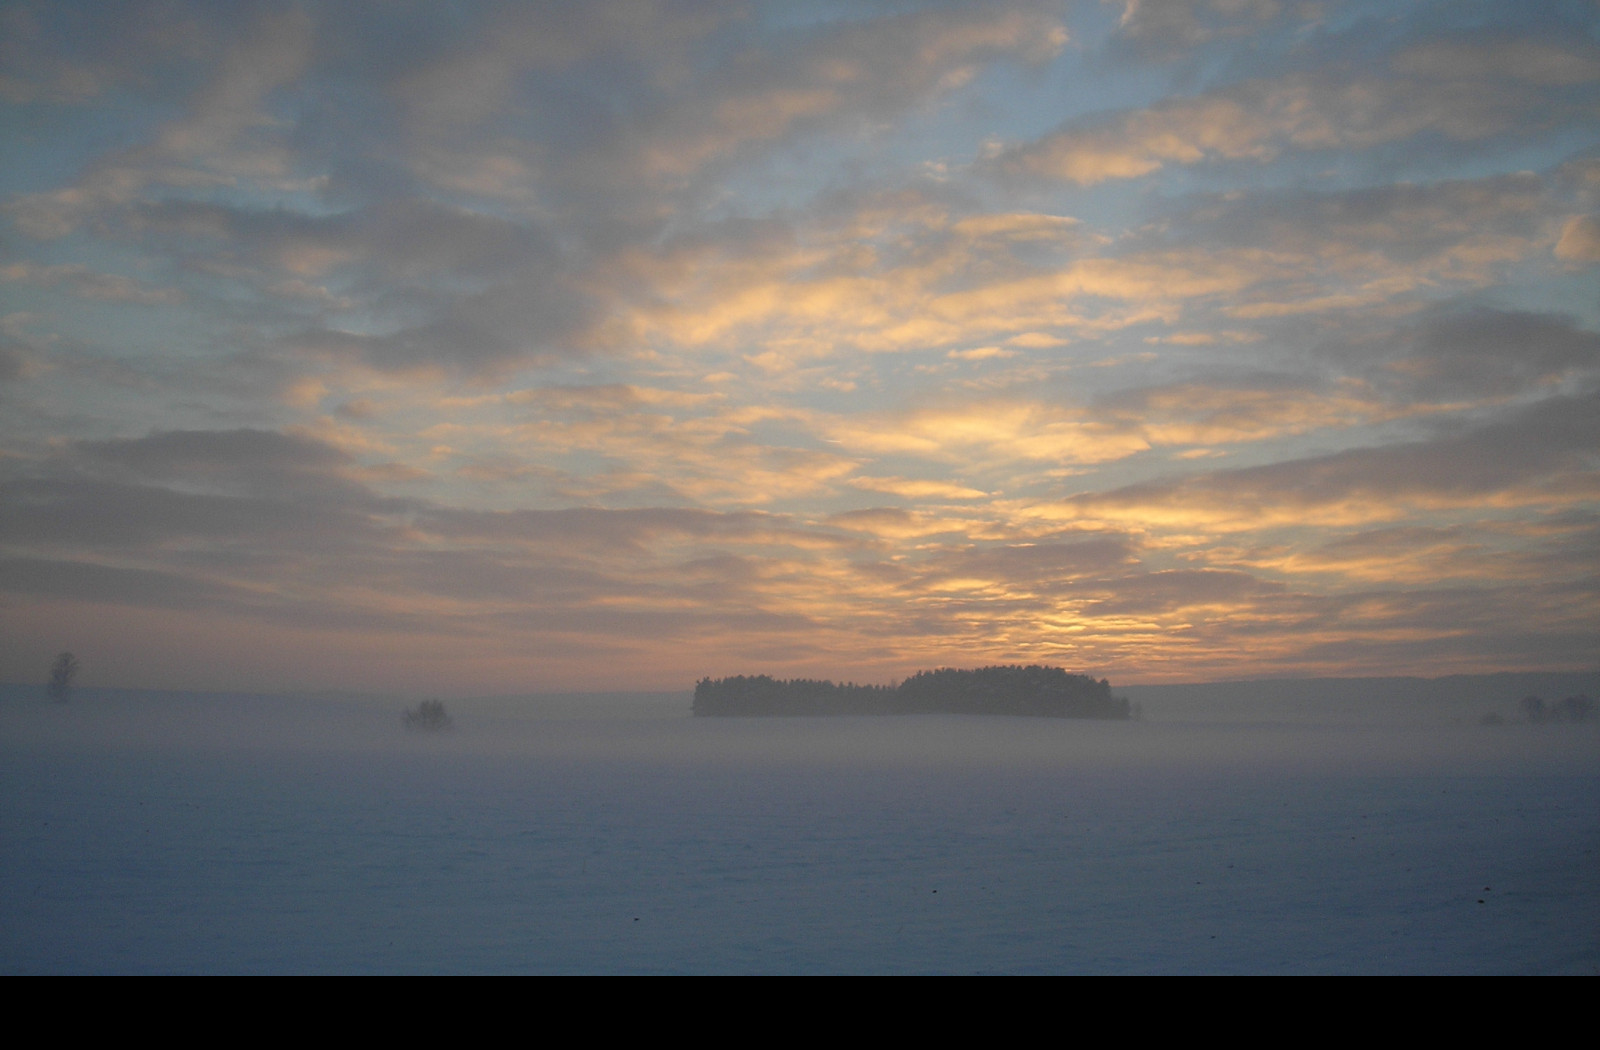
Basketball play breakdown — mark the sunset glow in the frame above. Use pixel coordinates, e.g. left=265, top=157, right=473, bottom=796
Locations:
left=2, top=0, right=1596, bottom=693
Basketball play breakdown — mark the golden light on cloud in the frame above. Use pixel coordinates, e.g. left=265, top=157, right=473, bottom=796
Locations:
left=1, top=1, right=1595, bottom=693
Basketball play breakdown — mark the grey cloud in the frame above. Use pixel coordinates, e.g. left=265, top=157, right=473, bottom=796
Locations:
left=0, top=475, right=387, bottom=550
left=4, top=5, right=316, bottom=238
left=282, top=244, right=597, bottom=373
left=1385, top=308, right=1600, bottom=400
left=1284, top=578, right=1600, bottom=666
left=391, top=1, right=732, bottom=132
left=420, top=504, right=842, bottom=554
left=0, top=2, right=223, bottom=104
left=0, top=553, right=479, bottom=636
left=1112, top=578, right=1599, bottom=677
left=118, top=198, right=593, bottom=372
left=0, top=341, right=26, bottom=383
left=295, top=313, right=537, bottom=375
left=1277, top=394, right=1599, bottom=500
left=399, top=4, right=1065, bottom=233
left=131, top=198, right=553, bottom=289
left=1301, top=303, right=1600, bottom=403
left=993, top=34, right=1597, bottom=185
left=0, top=485, right=834, bottom=640
left=74, top=428, right=376, bottom=504
left=1082, top=391, right=1599, bottom=511
left=1311, top=524, right=1474, bottom=560
left=0, top=554, right=244, bottom=608
left=0, top=262, right=183, bottom=304
left=10, top=4, right=1070, bottom=375
left=1108, top=0, right=1296, bottom=61
left=1143, top=173, right=1547, bottom=262
left=387, top=547, right=619, bottom=603
left=1390, top=36, right=1600, bottom=88
left=479, top=600, right=820, bottom=645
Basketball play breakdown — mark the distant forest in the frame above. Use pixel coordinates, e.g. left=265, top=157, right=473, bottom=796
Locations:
left=693, top=665, right=1130, bottom=719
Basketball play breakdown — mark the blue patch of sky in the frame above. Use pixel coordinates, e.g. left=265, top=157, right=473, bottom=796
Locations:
left=0, top=90, right=177, bottom=193
left=1487, top=269, right=1600, bottom=332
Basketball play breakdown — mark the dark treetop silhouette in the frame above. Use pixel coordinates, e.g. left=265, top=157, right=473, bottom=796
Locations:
left=694, top=665, right=1130, bottom=718
left=46, top=651, right=78, bottom=703
left=404, top=698, right=453, bottom=731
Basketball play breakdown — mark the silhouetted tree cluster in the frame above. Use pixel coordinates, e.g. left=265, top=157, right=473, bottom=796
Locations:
left=694, top=665, right=1130, bottom=719
left=692, top=675, right=898, bottom=716
left=1519, top=694, right=1594, bottom=724
left=897, top=665, right=1126, bottom=718
left=46, top=652, right=78, bottom=703
left=404, top=698, right=453, bottom=731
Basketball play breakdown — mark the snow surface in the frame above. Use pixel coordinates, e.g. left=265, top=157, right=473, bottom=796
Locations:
left=2, top=688, right=1596, bottom=974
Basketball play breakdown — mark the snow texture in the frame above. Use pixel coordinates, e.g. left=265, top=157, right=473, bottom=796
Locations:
left=2, top=687, right=1595, bottom=974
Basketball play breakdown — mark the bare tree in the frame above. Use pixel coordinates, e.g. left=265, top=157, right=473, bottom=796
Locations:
left=47, top=652, right=78, bottom=703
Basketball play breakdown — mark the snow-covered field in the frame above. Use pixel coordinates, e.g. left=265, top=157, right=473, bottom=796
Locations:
left=3, top=688, right=1596, bottom=973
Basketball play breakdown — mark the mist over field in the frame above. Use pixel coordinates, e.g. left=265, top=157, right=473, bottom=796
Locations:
left=4, top=678, right=1595, bottom=974
left=3, top=0, right=1598, bottom=973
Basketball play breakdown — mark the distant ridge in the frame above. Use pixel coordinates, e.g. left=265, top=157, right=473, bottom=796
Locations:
left=693, top=665, right=1129, bottom=718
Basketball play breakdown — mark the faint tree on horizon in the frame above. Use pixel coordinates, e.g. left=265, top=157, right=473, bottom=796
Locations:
left=47, top=652, right=78, bottom=703
left=404, top=698, right=452, bottom=731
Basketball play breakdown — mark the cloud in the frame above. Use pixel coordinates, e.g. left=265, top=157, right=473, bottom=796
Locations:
left=1078, top=568, right=1277, bottom=616
left=79, top=197, right=591, bottom=374
left=1554, top=214, right=1600, bottom=263
left=393, top=3, right=1066, bottom=239
left=127, top=197, right=552, bottom=287
left=848, top=476, right=990, bottom=501
left=292, top=292, right=594, bottom=376
left=1100, top=172, right=1557, bottom=324
left=607, top=192, right=1175, bottom=359
left=3, top=3, right=1596, bottom=687
left=0, top=429, right=410, bottom=572
left=415, top=503, right=839, bottom=556
left=991, top=36, right=1599, bottom=184
left=1105, top=380, right=1405, bottom=447
left=610, top=165, right=1568, bottom=368
left=0, top=554, right=246, bottom=608
left=825, top=399, right=1151, bottom=466
left=75, top=428, right=373, bottom=504
left=1373, top=307, right=1600, bottom=400
left=0, top=262, right=183, bottom=305
left=1064, top=392, right=1600, bottom=531
left=426, top=387, right=859, bottom=507
left=6, top=6, right=316, bottom=238
left=0, top=425, right=859, bottom=648
left=929, top=536, right=1137, bottom=588
left=1110, top=0, right=1290, bottom=57
left=1249, top=521, right=1597, bottom=586
left=825, top=506, right=983, bottom=541
left=0, top=339, right=32, bottom=383
left=0, top=475, right=378, bottom=550
left=1390, top=38, right=1600, bottom=87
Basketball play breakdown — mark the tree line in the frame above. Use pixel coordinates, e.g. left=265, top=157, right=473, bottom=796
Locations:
left=693, top=665, right=1130, bottom=719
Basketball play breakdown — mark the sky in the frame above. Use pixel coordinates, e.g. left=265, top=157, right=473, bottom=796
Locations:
left=1, top=0, right=1596, bottom=695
